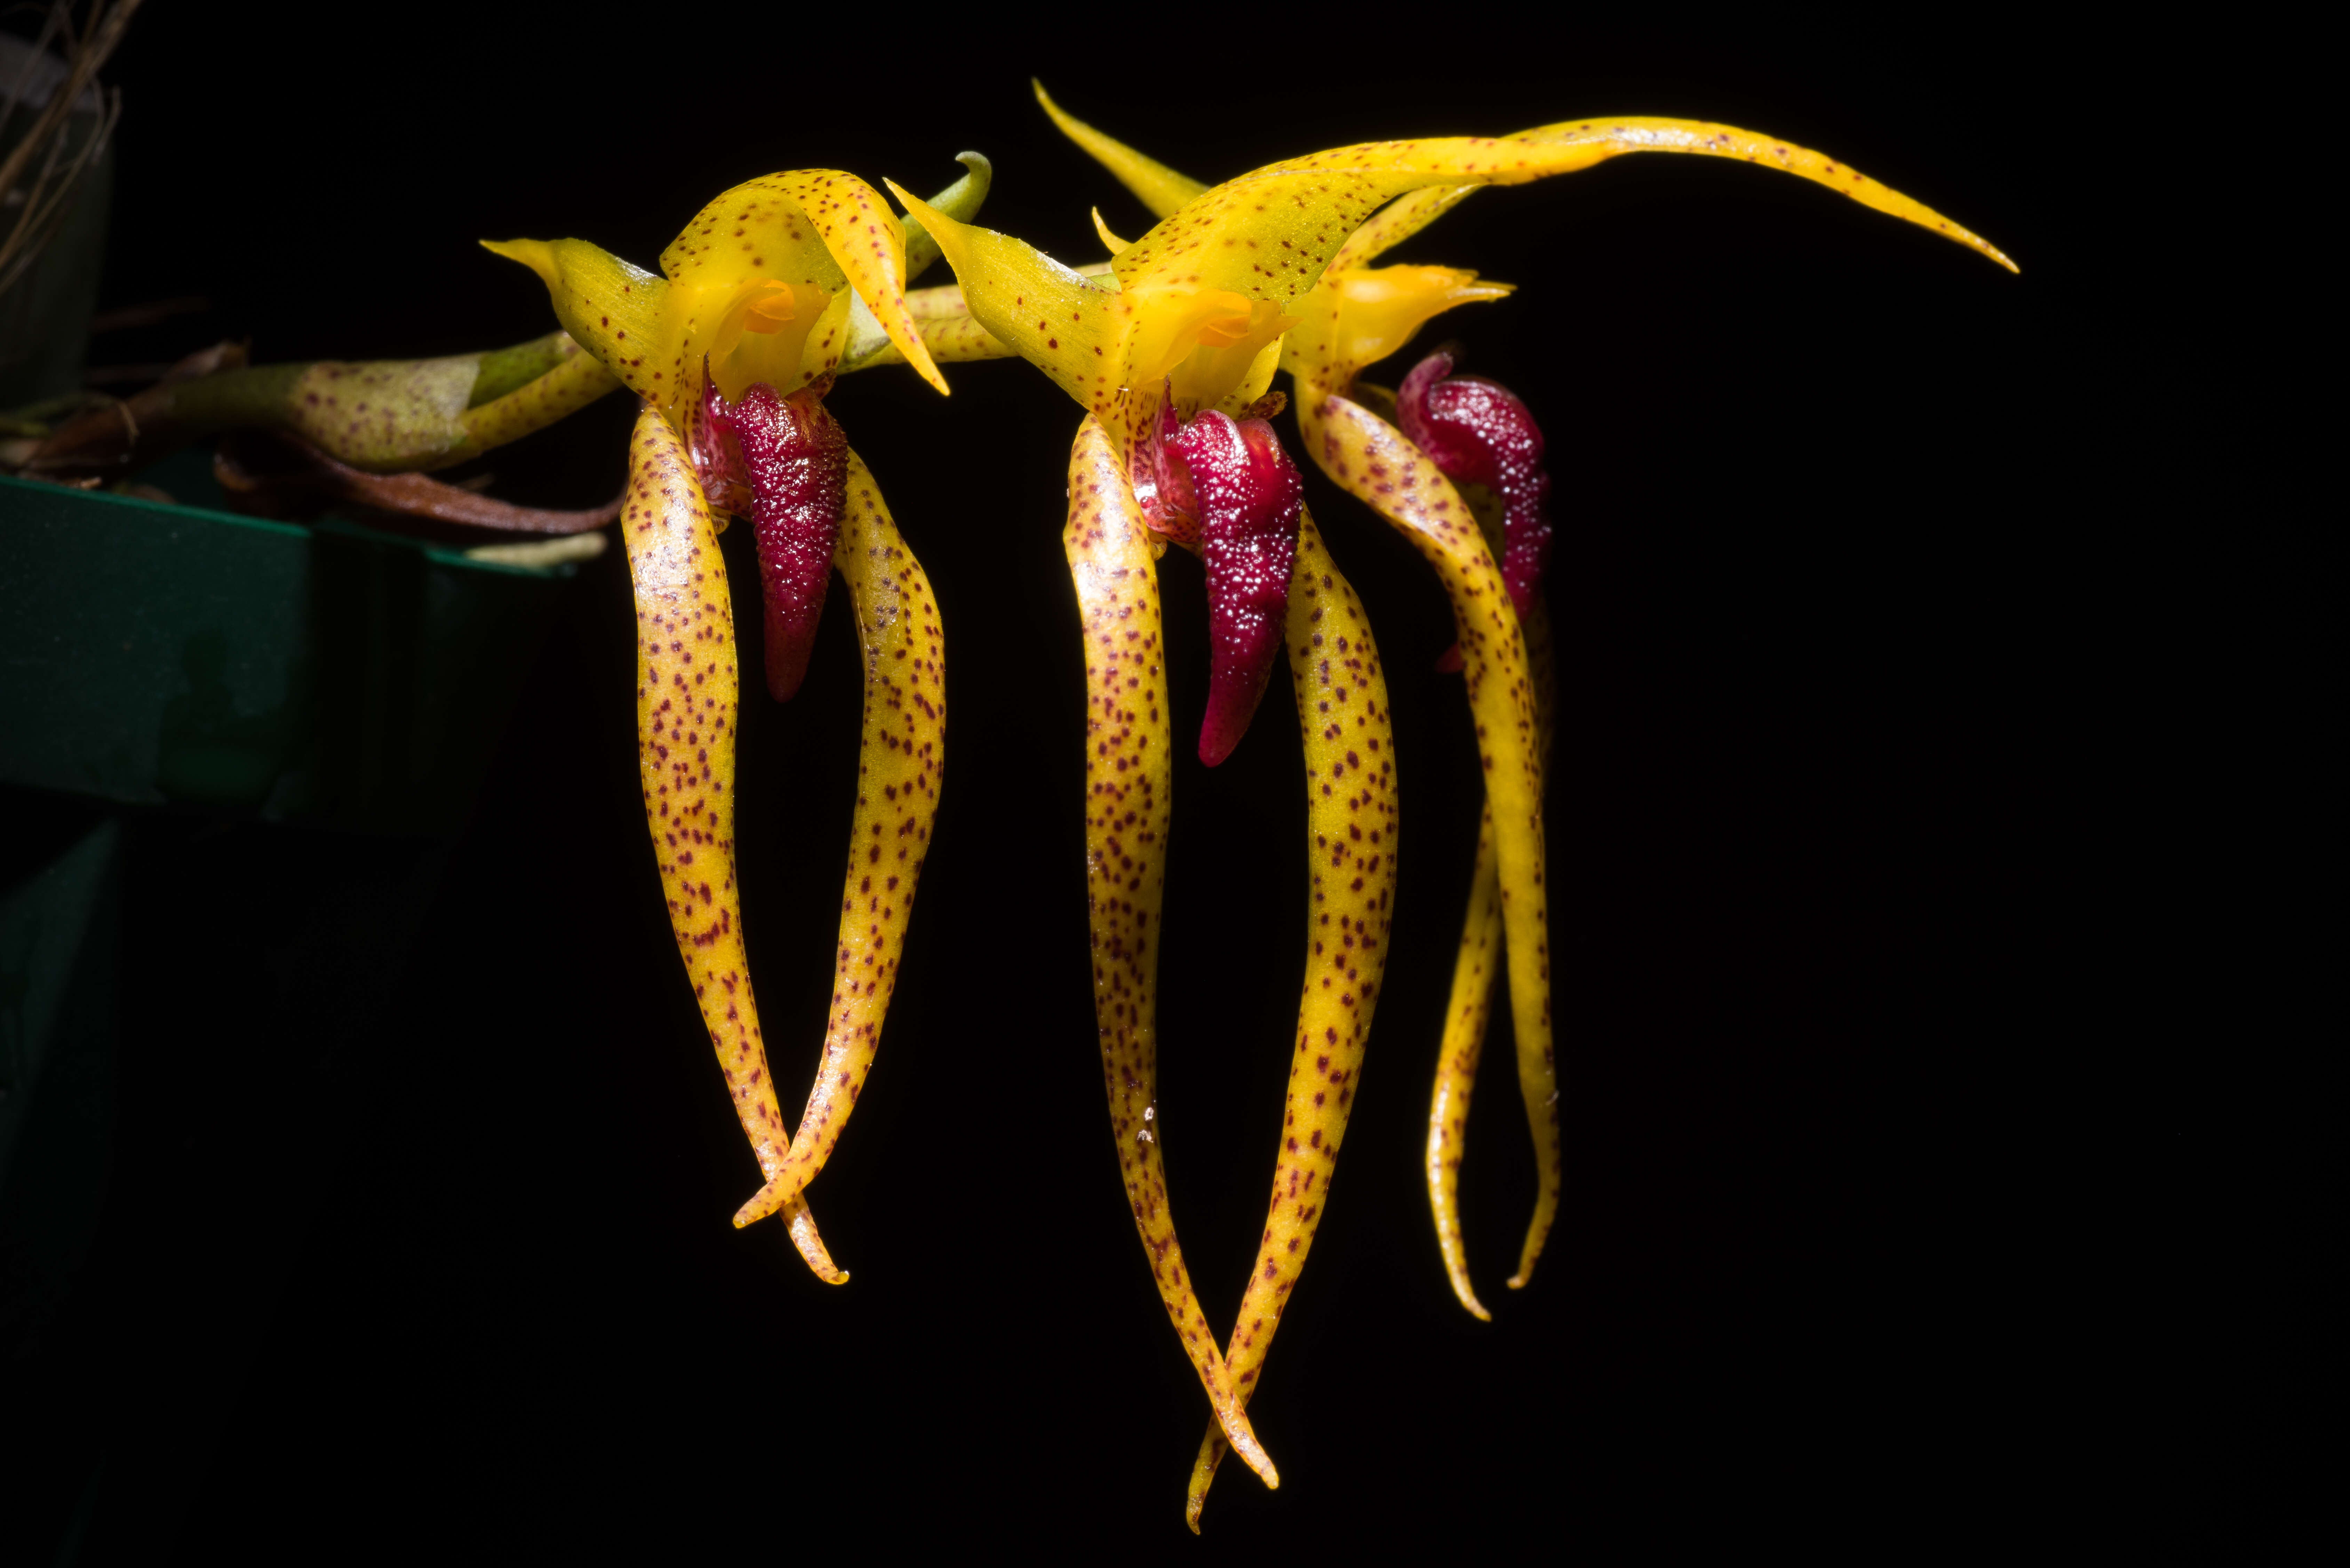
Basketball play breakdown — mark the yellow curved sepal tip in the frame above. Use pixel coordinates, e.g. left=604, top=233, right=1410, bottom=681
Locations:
left=1230, top=1425, right=1278, bottom=1490
left=746, top=451, right=945, bottom=1226
left=733, top=1181, right=785, bottom=1229
left=1508, top=1226, right=1547, bottom=1290
left=479, top=236, right=552, bottom=284
left=883, top=182, right=956, bottom=264
left=1090, top=206, right=1131, bottom=256
left=1032, top=78, right=1208, bottom=221
left=784, top=1204, right=849, bottom=1284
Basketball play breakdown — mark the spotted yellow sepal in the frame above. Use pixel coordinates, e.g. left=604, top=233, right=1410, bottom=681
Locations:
left=1034, top=80, right=1205, bottom=221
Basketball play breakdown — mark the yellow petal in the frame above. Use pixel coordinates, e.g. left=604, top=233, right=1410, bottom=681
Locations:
left=1033, top=79, right=1206, bottom=220
left=1090, top=206, right=1132, bottom=257
left=1177, top=299, right=1296, bottom=414
left=846, top=157, right=997, bottom=368
left=795, top=287, right=857, bottom=387
left=1213, top=336, right=1285, bottom=416
left=1123, top=285, right=1257, bottom=387
left=480, top=237, right=682, bottom=408
left=706, top=278, right=833, bottom=401
left=1282, top=264, right=1514, bottom=389
left=662, top=169, right=949, bottom=397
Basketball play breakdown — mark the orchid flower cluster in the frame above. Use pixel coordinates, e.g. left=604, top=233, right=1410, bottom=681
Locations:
left=143, top=86, right=2012, bottom=1529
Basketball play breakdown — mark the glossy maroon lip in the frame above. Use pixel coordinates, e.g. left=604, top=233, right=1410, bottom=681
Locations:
left=692, top=375, right=849, bottom=703
left=1144, top=400, right=1307, bottom=767
left=1395, top=349, right=1552, bottom=621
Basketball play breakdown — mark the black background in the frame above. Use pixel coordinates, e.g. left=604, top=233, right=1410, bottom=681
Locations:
left=9, top=5, right=2224, bottom=1560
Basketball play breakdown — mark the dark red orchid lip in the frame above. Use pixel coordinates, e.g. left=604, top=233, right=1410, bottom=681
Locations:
left=693, top=374, right=848, bottom=703
left=1395, top=349, right=1552, bottom=622
left=1143, top=397, right=1307, bottom=767
left=1147, top=397, right=1204, bottom=550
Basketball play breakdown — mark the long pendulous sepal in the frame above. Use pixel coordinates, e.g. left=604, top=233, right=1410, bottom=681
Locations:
left=621, top=407, right=845, bottom=1284
left=1429, top=808, right=1502, bottom=1321
left=731, top=450, right=945, bottom=1229
left=1298, top=390, right=1561, bottom=1290
left=1185, top=514, right=1399, bottom=1533
left=1426, top=585, right=1558, bottom=1314
left=1065, top=415, right=1281, bottom=1493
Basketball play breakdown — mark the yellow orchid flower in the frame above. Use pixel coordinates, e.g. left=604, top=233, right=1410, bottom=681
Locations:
left=889, top=167, right=1408, bottom=1498
left=481, top=161, right=984, bottom=1283
left=906, top=85, right=2015, bottom=1531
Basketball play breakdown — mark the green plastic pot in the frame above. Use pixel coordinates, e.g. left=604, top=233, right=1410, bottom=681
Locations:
left=1, top=458, right=580, bottom=837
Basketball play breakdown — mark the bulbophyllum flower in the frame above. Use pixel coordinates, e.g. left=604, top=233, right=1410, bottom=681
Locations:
left=996, top=87, right=2015, bottom=1529
left=887, top=165, right=1399, bottom=1498
left=483, top=161, right=986, bottom=1282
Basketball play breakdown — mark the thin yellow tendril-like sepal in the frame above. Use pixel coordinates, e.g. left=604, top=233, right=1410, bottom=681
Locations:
left=1065, top=414, right=1281, bottom=1493
left=620, top=406, right=844, bottom=1284
left=1298, top=388, right=1561, bottom=1290
left=732, top=452, right=946, bottom=1227
left=1426, top=586, right=1559, bottom=1318
left=1185, top=515, right=1399, bottom=1532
